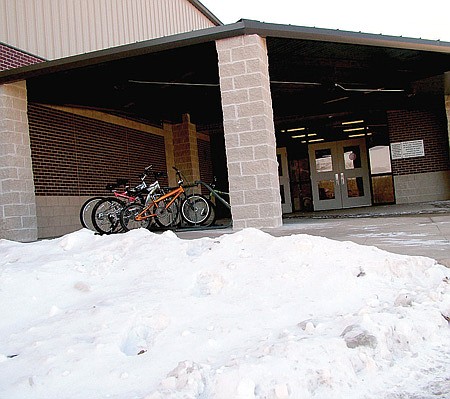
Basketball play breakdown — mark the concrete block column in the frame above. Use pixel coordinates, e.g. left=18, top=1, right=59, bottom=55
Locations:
left=216, top=34, right=282, bottom=229
left=0, top=81, right=37, bottom=242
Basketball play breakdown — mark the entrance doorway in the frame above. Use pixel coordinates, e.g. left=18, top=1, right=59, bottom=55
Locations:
left=277, top=147, right=292, bottom=213
left=309, top=138, right=371, bottom=211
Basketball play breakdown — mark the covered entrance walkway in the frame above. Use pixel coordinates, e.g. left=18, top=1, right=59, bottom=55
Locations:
left=1, top=19, right=450, bottom=241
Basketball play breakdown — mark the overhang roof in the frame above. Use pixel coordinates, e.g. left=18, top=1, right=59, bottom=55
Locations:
left=1, top=19, right=450, bottom=126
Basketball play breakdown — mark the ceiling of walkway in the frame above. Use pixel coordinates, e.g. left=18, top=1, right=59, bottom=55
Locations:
left=23, top=28, right=450, bottom=128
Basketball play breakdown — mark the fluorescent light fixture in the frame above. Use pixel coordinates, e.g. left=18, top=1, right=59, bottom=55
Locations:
left=301, top=140, right=307, bottom=144
left=342, top=120, right=364, bottom=125
left=287, top=127, right=306, bottom=132
left=307, top=133, right=317, bottom=137
left=348, top=133, right=366, bottom=138
left=343, top=127, right=365, bottom=132
left=291, top=134, right=306, bottom=138
left=308, top=138, right=324, bottom=143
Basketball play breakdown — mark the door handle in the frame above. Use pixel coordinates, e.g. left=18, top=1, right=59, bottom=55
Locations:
left=335, top=173, right=339, bottom=186
left=341, top=173, right=345, bottom=185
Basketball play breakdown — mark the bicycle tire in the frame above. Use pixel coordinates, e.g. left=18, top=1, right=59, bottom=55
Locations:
left=120, top=203, right=152, bottom=231
left=91, top=197, right=125, bottom=234
left=154, top=197, right=179, bottom=228
left=201, top=200, right=216, bottom=227
left=80, top=196, right=104, bottom=231
left=181, top=194, right=210, bottom=225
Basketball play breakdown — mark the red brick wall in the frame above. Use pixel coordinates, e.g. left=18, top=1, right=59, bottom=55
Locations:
left=0, top=43, right=44, bottom=71
left=387, top=109, right=450, bottom=176
left=198, top=137, right=213, bottom=195
left=28, top=104, right=168, bottom=196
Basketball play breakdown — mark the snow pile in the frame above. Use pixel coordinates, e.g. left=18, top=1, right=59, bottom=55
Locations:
left=0, top=228, right=449, bottom=399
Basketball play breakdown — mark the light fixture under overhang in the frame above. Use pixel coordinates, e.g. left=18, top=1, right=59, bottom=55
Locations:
left=287, top=127, right=306, bottom=132
left=343, top=127, right=365, bottom=132
left=307, top=133, right=317, bottom=137
left=342, top=120, right=364, bottom=125
left=292, top=134, right=306, bottom=139
left=348, top=133, right=366, bottom=138
left=308, top=138, right=324, bottom=143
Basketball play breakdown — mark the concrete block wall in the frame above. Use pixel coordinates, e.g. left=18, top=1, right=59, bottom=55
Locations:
left=0, top=81, right=38, bottom=242
left=216, top=34, right=282, bottom=229
left=393, top=170, right=450, bottom=203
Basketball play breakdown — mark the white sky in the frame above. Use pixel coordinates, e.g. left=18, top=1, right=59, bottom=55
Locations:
left=200, top=0, right=450, bottom=42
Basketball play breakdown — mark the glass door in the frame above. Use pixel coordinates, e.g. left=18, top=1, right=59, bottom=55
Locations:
left=277, top=147, right=292, bottom=213
left=309, top=138, right=371, bottom=211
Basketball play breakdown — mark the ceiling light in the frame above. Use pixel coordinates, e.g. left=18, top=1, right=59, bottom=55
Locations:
left=287, top=127, right=306, bottom=132
left=291, top=134, right=306, bottom=138
left=308, top=138, right=324, bottom=143
left=343, top=127, right=365, bottom=132
left=342, top=120, right=364, bottom=125
left=307, top=133, right=317, bottom=137
left=348, top=133, right=366, bottom=138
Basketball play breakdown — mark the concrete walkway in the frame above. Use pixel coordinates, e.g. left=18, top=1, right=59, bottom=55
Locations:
left=176, top=201, right=450, bottom=267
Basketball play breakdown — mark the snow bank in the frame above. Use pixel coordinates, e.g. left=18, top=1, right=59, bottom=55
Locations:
left=0, top=228, right=449, bottom=398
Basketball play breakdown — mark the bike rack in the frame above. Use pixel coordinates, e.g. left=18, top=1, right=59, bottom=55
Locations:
left=172, top=180, right=232, bottom=232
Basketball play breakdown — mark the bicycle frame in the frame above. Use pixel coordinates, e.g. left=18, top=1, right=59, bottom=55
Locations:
left=134, top=185, right=185, bottom=221
left=113, top=190, right=138, bottom=202
left=194, top=180, right=231, bottom=210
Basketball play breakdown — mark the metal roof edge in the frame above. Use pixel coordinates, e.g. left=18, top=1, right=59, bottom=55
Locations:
left=2, top=19, right=450, bottom=85
left=240, top=19, right=450, bottom=53
left=0, top=22, right=246, bottom=84
left=187, top=0, right=223, bottom=26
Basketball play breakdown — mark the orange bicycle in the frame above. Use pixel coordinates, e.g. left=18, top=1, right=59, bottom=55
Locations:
left=119, top=167, right=211, bottom=231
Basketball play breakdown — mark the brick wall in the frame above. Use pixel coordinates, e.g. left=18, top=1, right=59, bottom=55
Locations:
left=198, top=136, right=213, bottom=196
left=0, top=43, right=44, bottom=71
left=27, top=103, right=168, bottom=196
left=387, top=109, right=450, bottom=175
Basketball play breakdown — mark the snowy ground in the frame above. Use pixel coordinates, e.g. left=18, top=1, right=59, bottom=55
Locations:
left=1, top=228, right=449, bottom=399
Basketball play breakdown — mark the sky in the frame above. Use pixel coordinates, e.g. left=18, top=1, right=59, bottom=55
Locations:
left=1, top=227, right=449, bottom=398
left=200, top=0, right=450, bottom=42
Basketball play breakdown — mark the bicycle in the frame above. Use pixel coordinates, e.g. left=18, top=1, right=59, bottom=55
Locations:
left=193, top=176, right=231, bottom=227
left=120, top=167, right=211, bottom=231
left=88, top=166, right=164, bottom=235
left=79, top=177, right=132, bottom=232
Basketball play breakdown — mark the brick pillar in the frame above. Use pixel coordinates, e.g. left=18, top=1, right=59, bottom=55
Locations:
left=172, top=113, right=201, bottom=185
left=216, top=34, right=282, bottom=229
left=0, top=81, right=38, bottom=242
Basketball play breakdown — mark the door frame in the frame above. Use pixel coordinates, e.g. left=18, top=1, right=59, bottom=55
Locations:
left=276, top=147, right=292, bottom=214
left=308, top=138, right=372, bottom=211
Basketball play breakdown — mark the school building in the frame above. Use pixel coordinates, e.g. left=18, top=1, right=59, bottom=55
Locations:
left=1, top=0, right=449, bottom=241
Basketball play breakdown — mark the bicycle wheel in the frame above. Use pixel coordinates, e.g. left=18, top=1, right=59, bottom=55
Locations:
left=91, top=197, right=125, bottom=234
left=80, top=196, right=103, bottom=231
left=181, top=195, right=210, bottom=225
left=201, top=200, right=216, bottom=227
left=120, top=203, right=152, bottom=231
left=154, top=197, right=179, bottom=228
